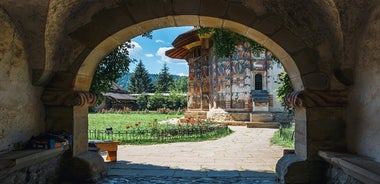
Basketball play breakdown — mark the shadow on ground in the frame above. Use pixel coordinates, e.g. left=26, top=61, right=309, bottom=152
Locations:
left=98, top=161, right=278, bottom=183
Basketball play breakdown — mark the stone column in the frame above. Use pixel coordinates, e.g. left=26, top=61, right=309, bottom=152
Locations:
left=42, top=89, right=97, bottom=155
left=276, top=89, right=348, bottom=183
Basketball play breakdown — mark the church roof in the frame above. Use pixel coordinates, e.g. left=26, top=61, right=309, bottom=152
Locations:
left=166, top=28, right=206, bottom=59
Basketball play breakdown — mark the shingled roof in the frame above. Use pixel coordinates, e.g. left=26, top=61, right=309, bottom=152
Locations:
left=165, top=28, right=202, bottom=59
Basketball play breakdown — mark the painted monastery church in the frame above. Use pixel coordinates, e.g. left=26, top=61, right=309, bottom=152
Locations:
left=166, top=29, right=286, bottom=123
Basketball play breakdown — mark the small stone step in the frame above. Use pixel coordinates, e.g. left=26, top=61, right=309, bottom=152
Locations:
left=246, top=122, right=280, bottom=128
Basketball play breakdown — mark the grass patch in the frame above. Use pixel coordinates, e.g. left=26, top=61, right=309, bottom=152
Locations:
left=271, top=126, right=295, bottom=148
left=88, top=112, right=233, bottom=144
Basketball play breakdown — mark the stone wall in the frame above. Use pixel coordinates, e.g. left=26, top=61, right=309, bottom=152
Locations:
left=0, top=153, right=63, bottom=184
left=0, top=8, right=45, bottom=154
left=346, top=3, right=380, bottom=162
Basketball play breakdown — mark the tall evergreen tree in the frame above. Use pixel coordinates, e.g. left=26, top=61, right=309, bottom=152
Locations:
left=156, top=64, right=174, bottom=93
left=128, top=60, right=154, bottom=93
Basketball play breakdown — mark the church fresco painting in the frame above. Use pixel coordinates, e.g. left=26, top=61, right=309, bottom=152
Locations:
left=166, top=29, right=285, bottom=116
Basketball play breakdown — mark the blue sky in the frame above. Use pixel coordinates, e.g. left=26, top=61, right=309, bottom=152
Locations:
left=127, top=26, right=194, bottom=76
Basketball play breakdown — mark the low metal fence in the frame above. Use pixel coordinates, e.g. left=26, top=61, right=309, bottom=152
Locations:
left=88, top=125, right=229, bottom=144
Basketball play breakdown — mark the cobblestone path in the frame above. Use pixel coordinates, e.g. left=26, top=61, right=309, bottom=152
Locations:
left=98, top=126, right=284, bottom=183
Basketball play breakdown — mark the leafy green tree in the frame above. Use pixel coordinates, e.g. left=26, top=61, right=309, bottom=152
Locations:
left=170, top=76, right=188, bottom=93
left=90, top=31, right=153, bottom=102
left=275, top=72, right=293, bottom=110
left=155, top=64, right=174, bottom=93
left=128, top=60, right=155, bottom=93
left=90, top=42, right=135, bottom=98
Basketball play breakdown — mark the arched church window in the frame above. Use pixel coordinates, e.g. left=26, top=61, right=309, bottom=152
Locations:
left=255, top=74, right=263, bottom=90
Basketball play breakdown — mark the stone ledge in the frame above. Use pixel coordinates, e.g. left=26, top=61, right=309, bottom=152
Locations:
left=0, top=146, right=68, bottom=177
left=318, top=151, right=380, bottom=184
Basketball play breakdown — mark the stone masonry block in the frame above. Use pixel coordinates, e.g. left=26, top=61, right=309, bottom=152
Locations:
left=173, top=0, right=201, bottom=15
left=271, top=29, right=306, bottom=53
left=70, top=22, right=110, bottom=49
left=302, top=72, right=330, bottom=90
left=253, top=16, right=283, bottom=36
left=91, top=7, right=135, bottom=36
left=291, top=48, right=319, bottom=75
left=226, top=3, right=257, bottom=26
left=200, top=0, right=228, bottom=17
left=308, top=119, right=345, bottom=141
left=121, top=0, right=170, bottom=23
left=306, top=107, right=345, bottom=121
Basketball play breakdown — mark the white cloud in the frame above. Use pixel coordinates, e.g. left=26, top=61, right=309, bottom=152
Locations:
left=155, top=39, right=165, bottom=43
left=145, top=53, right=154, bottom=57
left=156, top=47, right=174, bottom=63
left=178, top=72, right=188, bottom=76
left=176, top=61, right=188, bottom=65
left=128, top=41, right=143, bottom=57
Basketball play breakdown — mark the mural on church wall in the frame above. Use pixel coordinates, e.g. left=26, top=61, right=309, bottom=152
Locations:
left=185, top=41, right=283, bottom=112
left=188, top=55, right=210, bottom=110
left=211, top=42, right=274, bottom=110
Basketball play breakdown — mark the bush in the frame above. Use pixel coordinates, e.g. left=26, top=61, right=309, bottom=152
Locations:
left=147, top=93, right=168, bottom=110
left=168, top=93, right=187, bottom=110
left=147, top=93, right=187, bottom=111
left=137, top=94, right=149, bottom=110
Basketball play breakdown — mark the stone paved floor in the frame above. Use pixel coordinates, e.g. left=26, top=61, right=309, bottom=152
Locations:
left=98, top=126, right=284, bottom=183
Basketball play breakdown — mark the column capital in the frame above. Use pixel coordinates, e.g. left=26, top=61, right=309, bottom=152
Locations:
left=42, top=89, right=97, bottom=106
left=285, top=90, right=348, bottom=108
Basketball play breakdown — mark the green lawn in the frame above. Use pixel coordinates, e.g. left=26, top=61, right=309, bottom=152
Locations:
left=88, top=113, right=183, bottom=130
left=88, top=112, right=233, bottom=144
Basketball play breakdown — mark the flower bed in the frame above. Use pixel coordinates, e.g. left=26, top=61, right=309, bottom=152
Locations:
left=88, top=119, right=232, bottom=145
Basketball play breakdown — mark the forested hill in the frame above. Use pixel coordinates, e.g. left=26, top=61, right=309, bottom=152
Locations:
left=117, top=73, right=184, bottom=89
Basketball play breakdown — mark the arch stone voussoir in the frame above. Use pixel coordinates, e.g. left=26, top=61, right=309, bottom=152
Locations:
left=223, top=20, right=249, bottom=36
left=174, top=15, right=200, bottom=27
left=200, top=16, right=224, bottom=28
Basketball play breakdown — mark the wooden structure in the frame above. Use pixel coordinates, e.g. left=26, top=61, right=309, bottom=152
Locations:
left=88, top=140, right=120, bottom=162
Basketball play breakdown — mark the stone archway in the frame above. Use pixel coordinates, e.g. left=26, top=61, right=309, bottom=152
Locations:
left=70, top=16, right=306, bottom=155
left=40, top=1, right=350, bottom=182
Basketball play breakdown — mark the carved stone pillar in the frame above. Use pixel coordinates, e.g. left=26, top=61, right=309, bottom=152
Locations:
left=42, top=89, right=97, bottom=156
left=276, top=89, right=348, bottom=183
left=42, top=89, right=104, bottom=182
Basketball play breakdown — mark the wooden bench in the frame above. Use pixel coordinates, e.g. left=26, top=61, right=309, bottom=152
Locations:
left=88, top=140, right=120, bottom=162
